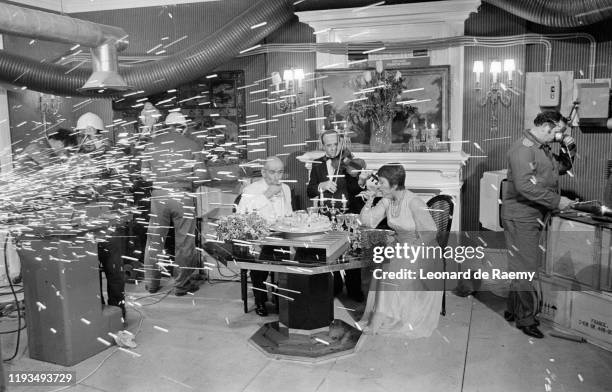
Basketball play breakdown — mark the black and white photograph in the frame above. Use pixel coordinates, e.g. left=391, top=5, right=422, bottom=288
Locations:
left=0, top=1, right=611, bottom=392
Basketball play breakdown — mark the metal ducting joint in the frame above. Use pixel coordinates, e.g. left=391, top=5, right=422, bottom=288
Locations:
left=0, top=2, right=130, bottom=92
left=484, top=0, right=612, bottom=27
left=79, top=43, right=131, bottom=93
left=0, top=0, right=293, bottom=96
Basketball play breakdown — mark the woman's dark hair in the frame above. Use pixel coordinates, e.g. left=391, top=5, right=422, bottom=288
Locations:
left=48, top=128, right=78, bottom=147
left=377, top=164, right=405, bottom=190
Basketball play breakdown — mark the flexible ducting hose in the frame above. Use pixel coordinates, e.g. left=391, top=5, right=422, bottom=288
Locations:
left=0, top=0, right=293, bottom=96
left=0, top=2, right=128, bottom=50
left=484, top=0, right=612, bottom=27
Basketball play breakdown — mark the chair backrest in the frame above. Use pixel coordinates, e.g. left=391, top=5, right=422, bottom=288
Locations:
left=426, top=194, right=454, bottom=248
left=232, top=194, right=242, bottom=213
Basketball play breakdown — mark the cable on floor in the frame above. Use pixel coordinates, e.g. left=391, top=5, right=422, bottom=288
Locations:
left=46, top=303, right=147, bottom=392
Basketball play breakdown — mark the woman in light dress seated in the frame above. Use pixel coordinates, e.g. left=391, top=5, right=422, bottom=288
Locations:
left=358, top=164, right=443, bottom=338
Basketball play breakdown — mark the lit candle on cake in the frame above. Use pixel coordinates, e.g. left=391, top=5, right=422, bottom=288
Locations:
left=341, top=194, right=347, bottom=209
left=320, top=189, right=324, bottom=205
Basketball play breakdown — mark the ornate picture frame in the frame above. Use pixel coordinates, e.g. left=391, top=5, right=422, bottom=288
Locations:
left=314, top=66, right=450, bottom=152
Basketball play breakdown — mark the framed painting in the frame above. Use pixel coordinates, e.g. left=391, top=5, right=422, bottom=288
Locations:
left=314, top=66, right=450, bottom=152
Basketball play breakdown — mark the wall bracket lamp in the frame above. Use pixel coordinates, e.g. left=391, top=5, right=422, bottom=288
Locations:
left=474, top=59, right=514, bottom=132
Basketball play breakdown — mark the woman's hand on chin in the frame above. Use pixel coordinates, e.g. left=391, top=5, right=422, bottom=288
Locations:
left=357, top=189, right=382, bottom=201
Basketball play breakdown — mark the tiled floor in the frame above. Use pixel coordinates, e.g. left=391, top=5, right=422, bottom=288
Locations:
left=2, top=278, right=611, bottom=392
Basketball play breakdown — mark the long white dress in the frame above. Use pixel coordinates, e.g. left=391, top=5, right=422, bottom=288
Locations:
left=359, top=190, right=443, bottom=338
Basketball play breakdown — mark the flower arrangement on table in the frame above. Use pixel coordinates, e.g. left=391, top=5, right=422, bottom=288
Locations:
left=215, top=212, right=270, bottom=259
left=215, top=212, right=270, bottom=242
left=344, top=61, right=419, bottom=152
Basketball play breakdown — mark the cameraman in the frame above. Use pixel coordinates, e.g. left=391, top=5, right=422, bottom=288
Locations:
left=501, top=110, right=576, bottom=339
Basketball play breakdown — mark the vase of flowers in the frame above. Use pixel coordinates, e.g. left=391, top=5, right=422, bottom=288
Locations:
left=370, top=119, right=393, bottom=152
left=345, top=61, right=419, bottom=153
left=215, top=212, right=270, bottom=259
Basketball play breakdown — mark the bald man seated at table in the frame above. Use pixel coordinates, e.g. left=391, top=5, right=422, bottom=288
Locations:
left=237, top=156, right=292, bottom=316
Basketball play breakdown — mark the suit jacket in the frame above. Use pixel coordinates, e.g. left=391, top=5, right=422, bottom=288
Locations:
left=306, top=157, right=364, bottom=213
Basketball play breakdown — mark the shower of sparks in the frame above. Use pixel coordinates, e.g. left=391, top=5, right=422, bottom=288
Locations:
left=97, top=337, right=112, bottom=346
left=163, top=35, right=188, bottom=49
left=362, top=46, right=385, bottom=54
left=65, top=60, right=87, bottom=75
left=348, top=59, right=368, bottom=65
left=314, top=337, right=330, bottom=345
left=239, top=44, right=261, bottom=54
left=313, top=28, right=331, bottom=35
left=482, top=136, right=511, bottom=142
left=118, top=347, right=141, bottom=357
left=251, top=21, right=268, bottom=29
left=146, top=44, right=163, bottom=54
left=353, top=1, right=386, bottom=12
left=402, top=88, right=424, bottom=93
left=161, top=376, right=193, bottom=389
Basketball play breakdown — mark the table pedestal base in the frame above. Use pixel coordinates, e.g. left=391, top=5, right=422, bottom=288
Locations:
left=278, top=273, right=333, bottom=330
left=249, top=320, right=362, bottom=363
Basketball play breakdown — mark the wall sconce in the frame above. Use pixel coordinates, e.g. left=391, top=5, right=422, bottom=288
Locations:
left=474, top=59, right=514, bottom=132
left=39, top=93, right=61, bottom=133
left=270, top=68, right=304, bottom=131
left=271, top=68, right=304, bottom=112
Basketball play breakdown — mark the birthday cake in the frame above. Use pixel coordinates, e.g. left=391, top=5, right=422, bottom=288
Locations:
left=272, top=214, right=331, bottom=233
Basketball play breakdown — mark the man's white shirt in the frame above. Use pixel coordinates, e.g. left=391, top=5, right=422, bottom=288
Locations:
left=237, top=179, right=292, bottom=223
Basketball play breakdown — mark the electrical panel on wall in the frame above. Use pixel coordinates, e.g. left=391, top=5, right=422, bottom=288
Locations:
left=539, top=75, right=561, bottom=107
left=524, top=72, right=574, bottom=130
left=575, top=81, right=611, bottom=128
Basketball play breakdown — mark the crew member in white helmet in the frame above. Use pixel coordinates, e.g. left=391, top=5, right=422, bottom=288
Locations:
left=142, top=111, right=207, bottom=296
left=75, top=112, right=109, bottom=154
left=74, top=112, right=128, bottom=321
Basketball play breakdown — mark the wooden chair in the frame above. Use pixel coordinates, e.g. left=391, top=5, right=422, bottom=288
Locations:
left=426, top=194, right=454, bottom=316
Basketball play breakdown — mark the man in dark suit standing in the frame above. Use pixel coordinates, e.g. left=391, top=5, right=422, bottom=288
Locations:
left=307, top=130, right=365, bottom=302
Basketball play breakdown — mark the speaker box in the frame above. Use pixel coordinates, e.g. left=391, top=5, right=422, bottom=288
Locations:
left=20, top=234, right=123, bottom=366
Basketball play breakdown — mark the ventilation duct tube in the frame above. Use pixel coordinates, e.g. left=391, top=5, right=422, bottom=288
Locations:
left=484, top=0, right=612, bottom=27
left=0, top=2, right=128, bottom=49
left=0, top=0, right=293, bottom=96
left=0, top=2, right=129, bottom=92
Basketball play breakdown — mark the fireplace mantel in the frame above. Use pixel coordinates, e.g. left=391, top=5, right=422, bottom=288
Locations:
left=296, top=0, right=479, bottom=42
left=296, top=1, right=478, bottom=230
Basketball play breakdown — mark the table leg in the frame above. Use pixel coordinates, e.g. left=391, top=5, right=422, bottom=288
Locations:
left=241, top=269, right=248, bottom=313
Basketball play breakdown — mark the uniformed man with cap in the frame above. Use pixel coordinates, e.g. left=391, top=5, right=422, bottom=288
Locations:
left=502, top=110, right=576, bottom=338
